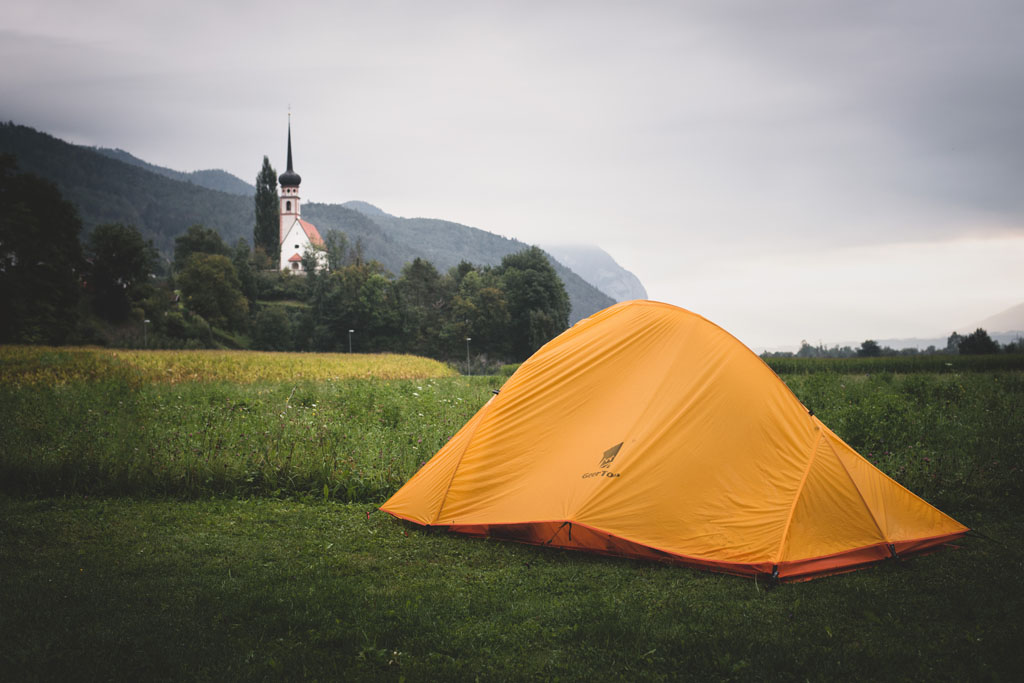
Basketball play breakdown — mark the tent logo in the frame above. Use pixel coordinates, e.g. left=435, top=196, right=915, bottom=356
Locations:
left=600, top=442, right=623, bottom=468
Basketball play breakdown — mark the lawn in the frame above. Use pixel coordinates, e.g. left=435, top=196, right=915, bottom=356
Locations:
left=1, top=348, right=1022, bottom=680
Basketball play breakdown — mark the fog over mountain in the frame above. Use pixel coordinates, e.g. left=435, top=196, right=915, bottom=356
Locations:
left=542, top=244, right=647, bottom=303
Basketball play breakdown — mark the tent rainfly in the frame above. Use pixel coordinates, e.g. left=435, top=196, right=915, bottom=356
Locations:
left=381, top=300, right=967, bottom=581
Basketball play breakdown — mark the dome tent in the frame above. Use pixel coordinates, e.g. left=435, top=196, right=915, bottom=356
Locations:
left=382, top=300, right=967, bottom=581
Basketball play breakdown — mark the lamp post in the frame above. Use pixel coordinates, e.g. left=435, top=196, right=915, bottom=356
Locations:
left=465, top=337, right=472, bottom=376
left=348, top=329, right=354, bottom=353
left=143, top=319, right=150, bottom=348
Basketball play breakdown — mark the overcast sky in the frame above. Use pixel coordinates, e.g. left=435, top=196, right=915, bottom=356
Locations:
left=3, top=0, right=1023, bottom=349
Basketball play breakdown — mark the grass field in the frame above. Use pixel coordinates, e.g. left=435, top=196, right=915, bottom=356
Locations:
left=2, top=347, right=1023, bottom=680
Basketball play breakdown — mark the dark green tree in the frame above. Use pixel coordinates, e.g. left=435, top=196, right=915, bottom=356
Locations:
left=311, top=262, right=400, bottom=351
left=87, top=223, right=157, bottom=322
left=496, top=247, right=570, bottom=360
left=177, top=253, right=249, bottom=331
left=231, top=238, right=257, bottom=302
left=0, top=155, right=84, bottom=343
left=857, top=340, right=882, bottom=357
left=442, top=267, right=510, bottom=357
left=958, top=328, right=1000, bottom=355
left=173, top=223, right=229, bottom=273
left=252, top=306, right=293, bottom=351
left=397, top=258, right=446, bottom=355
left=254, top=156, right=279, bottom=263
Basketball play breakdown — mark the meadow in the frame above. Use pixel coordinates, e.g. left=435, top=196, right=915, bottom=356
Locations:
left=2, top=347, right=1023, bottom=680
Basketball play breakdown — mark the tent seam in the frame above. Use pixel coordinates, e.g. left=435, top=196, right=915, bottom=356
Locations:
left=430, top=396, right=497, bottom=526
left=823, top=432, right=890, bottom=544
left=774, top=428, right=824, bottom=564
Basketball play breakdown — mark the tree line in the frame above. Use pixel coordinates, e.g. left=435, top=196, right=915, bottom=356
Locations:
left=0, top=154, right=570, bottom=366
left=762, top=329, right=1022, bottom=360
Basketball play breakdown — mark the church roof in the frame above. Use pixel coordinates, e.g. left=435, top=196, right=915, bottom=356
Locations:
left=298, top=219, right=325, bottom=247
left=278, top=120, right=302, bottom=187
left=287, top=252, right=303, bottom=263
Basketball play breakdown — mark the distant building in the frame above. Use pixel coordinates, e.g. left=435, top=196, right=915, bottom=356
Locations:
left=278, top=120, right=326, bottom=272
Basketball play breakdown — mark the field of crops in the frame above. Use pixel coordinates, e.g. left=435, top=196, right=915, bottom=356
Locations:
left=0, top=346, right=457, bottom=386
left=2, top=346, right=1023, bottom=680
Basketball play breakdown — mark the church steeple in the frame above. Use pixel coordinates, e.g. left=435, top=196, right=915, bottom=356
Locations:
left=278, top=117, right=302, bottom=187
left=279, top=115, right=301, bottom=245
left=275, top=114, right=326, bottom=273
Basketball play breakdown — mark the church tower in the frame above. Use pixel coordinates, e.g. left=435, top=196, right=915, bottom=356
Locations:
left=278, top=117, right=302, bottom=243
left=277, top=116, right=326, bottom=272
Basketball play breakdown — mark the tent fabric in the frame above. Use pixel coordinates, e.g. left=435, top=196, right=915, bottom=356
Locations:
left=381, top=300, right=967, bottom=581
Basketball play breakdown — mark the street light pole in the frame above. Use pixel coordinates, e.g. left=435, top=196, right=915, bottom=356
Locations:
left=348, top=329, right=354, bottom=353
left=465, top=337, right=472, bottom=376
left=143, top=319, right=150, bottom=348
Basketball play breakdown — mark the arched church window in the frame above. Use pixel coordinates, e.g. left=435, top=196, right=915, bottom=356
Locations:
left=286, top=201, right=292, bottom=211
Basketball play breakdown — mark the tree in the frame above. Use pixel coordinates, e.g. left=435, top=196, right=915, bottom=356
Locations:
left=312, top=262, right=400, bottom=351
left=254, top=156, right=279, bottom=263
left=496, top=247, right=570, bottom=360
left=946, top=332, right=964, bottom=354
left=87, top=223, right=157, bottom=322
left=177, top=253, right=249, bottom=331
left=443, top=267, right=510, bottom=358
left=857, top=340, right=882, bottom=357
left=397, top=258, right=446, bottom=355
left=173, top=223, right=229, bottom=273
left=252, top=306, right=293, bottom=351
left=323, top=229, right=349, bottom=271
left=0, top=155, right=84, bottom=343
left=231, top=238, right=257, bottom=302
left=958, top=328, right=1000, bottom=355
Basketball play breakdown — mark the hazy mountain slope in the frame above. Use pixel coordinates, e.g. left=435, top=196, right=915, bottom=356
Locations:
left=0, top=123, right=253, bottom=254
left=543, top=243, right=647, bottom=302
left=974, top=302, right=1024, bottom=333
left=94, top=147, right=256, bottom=196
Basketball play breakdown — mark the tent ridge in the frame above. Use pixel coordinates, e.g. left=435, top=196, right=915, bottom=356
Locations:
left=823, top=429, right=890, bottom=544
left=774, top=428, right=824, bottom=563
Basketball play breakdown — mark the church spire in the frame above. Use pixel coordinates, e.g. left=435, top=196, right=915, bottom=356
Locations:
left=278, top=114, right=302, bottom=187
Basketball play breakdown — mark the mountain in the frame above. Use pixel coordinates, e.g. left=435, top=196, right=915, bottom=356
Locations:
left=1, top=122, right=613, bottom=322
left=542, top=244, right=647, bottom=302
left=93, top=147, right=256, bottom=196
left=973, top=302, right=1024, bottom=334
left=0, top=122, right=255, bottom=255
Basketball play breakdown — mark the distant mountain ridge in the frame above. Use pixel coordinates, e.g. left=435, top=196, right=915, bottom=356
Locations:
left=0, top=122, right=614, bottom=322
left=93, top=147, right=256, bottom=196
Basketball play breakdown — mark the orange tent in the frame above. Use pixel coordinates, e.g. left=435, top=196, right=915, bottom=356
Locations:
left=381, top=300, right=967, bottom=581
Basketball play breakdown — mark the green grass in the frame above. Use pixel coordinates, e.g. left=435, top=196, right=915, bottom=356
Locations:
left=1, top=349, right=1023, bottom=680
left=2, top=496, right=1021, bottom=681
left=2, top=371, right=1019, bottom=512
left=0, top=376, right=499, bottom=500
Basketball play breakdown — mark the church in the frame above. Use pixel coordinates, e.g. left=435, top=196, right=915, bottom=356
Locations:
left=277, top=121, right=327, bottom=272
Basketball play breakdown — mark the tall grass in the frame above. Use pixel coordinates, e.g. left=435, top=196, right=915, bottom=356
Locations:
left=0, top=376, right=498, bottom=500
